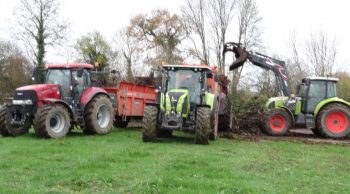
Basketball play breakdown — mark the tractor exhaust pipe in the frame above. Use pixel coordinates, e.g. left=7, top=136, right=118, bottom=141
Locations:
left=223, top=42, right=249, bottom=71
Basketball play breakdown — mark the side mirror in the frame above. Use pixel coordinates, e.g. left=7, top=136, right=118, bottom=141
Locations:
left=32, top=67, right=39, bottom=83
left=77, top=68, right=84, bottom=78
left=149, top=71, right=154, bottom=79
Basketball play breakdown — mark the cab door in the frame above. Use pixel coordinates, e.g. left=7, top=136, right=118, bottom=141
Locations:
left=304, top=81, right=326, bottom=113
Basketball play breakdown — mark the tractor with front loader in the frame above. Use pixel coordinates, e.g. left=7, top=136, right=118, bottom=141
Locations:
left=142, top=64, right=230, bottom=145
left=0, top=63, right=114, bottom=138
left=224, top=42, right=350, bottom=138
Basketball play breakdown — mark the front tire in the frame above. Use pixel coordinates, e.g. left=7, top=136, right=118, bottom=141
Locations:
left=142, top=105, right=158, bottom=142
left=195, top=107, right=210, bottom=145
left=263, top=109, right=291, bottom=136
left=316, top=103, right=350, bottom=138
left=33, top=104, right=71, bottom=138
left=0, top=106, right=30, bottom=137
left=0, top=106, right=10, bottom=136
left=84, top=95, right=114, bottom=135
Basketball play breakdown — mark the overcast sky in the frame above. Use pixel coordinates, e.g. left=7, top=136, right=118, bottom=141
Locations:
left=0, top=0, right=349, bottom=71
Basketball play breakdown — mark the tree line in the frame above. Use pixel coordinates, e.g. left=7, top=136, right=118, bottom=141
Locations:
left=1, top=0, right=350, bottom=103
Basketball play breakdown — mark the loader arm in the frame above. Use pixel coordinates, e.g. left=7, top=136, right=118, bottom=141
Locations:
left=223, top=42, right=291, bottom=97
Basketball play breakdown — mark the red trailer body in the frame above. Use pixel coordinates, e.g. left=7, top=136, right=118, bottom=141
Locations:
left=103, top=81, right=157, bottom=118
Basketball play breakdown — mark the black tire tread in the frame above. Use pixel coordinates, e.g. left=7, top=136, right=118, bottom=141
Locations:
left=0, top=106, right=10, bottom=136
left=33, top=105, right=70, bottom=138
left=316, top=103, right=350, bottom=139
left=195, top=107, right=210, bottom=145
left=218, top=98, right=232, bottom=131
left=262, top=108, right=291, bottom=136
left=84, top=95, right=114, bottom=135
left=142, top=105, right=158, bottom=142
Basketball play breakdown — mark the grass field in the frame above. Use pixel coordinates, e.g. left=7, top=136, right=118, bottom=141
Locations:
left=0, top=128, right=349, bottom=194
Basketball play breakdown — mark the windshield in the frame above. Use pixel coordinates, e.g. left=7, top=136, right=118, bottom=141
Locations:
left=46, top=69, right=71, bottom=97
left=167, top=69, right=202, bottom=103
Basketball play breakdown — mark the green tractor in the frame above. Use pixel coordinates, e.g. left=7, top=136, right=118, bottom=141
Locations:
left=224, top=42, right=350, bottom=138
left=142, top=64, right=230, bottom=145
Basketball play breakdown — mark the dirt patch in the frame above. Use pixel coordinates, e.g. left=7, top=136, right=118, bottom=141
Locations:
left=220, top=129, right=350, bottom=146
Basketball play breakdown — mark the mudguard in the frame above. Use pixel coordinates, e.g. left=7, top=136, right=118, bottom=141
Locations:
left=80, top=87, right=110, bottom=106
left=42, top=98, right=74, bottom=119
left=314, top=97, right=350, bottom=116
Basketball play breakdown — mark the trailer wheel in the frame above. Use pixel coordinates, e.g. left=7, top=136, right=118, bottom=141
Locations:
left=195, top=107, right=210, bottom=145
left=84, top=95, right=114, bottom=135
left=0, top=106, right=30, bottom=137
left=316, top=103, right=350, bottom=139
left=142, top=105, right=158, bottom=142
left=33, top=104, right=70, bottom=138
left=263, top=109, right=291, bottom=136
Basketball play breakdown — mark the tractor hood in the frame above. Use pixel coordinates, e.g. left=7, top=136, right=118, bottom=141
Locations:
left=165, top=89, right=190, bottom=118
left=15, top=84, right=61, bottom=103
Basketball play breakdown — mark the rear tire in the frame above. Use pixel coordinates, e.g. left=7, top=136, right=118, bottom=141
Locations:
left=84, top=95, right=114, bottom=135
left=316, top=103, right=350, bottom=139
left=0, top=106, right=30, bottom=137
left=142, top=105, right=158, bottom=142
left=195, top=107, right=210, bottom=145
left=263, top=109, right=291, bottom=136
left=33, top=104, right=70, bottom=138
left=218, top=98, right=232, bottom=131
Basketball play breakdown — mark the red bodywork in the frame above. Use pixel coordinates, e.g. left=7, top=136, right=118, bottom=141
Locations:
left=46, top=63, right=94, bottom=69
left=103, top=81, right=157, bottom=117
left=17, top=84, right=61, bottom=108
left=80, top=87, right=111, bottom=106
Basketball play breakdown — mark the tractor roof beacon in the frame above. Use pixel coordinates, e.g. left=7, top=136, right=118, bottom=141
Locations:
left=0, top=63, right=114, bottom=138
left=223, top=42, right=350, bottom=139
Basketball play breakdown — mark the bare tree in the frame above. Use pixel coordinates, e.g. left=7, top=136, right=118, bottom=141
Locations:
left=237, top=0, right=262, bottom=49
left=181, top=0, right=210, bottom=65
left=231, top=0, right=262, bottom=93
left=283, top=31, right=310, bottom=93
left=305, top=32, right=337, bottom=76
left=208, top=0, right=236, bottom=74
left=0, top=40, right=32, bottom=103
left=114, top=28, right=142, bottom=82
left=14, top=0, right=69, bottom=81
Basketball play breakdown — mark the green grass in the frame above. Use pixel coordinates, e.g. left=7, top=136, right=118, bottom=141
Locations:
left=0, top=128, right=349, bottom=194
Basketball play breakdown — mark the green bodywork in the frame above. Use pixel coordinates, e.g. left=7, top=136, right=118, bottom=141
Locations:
left=265, top=96, right=350, bottom=117
left=203, top=93, right=215, bottom=111
left=265, top=96, right=301, bottom=115
left=313, top=97, right=350, bottom=116
left=265, top=97, right=288, bottom=109
left=165, top=89, right=190, bottom=118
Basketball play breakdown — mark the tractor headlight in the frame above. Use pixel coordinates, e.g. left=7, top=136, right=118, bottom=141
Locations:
left=12, top=99, right=33, bottom=105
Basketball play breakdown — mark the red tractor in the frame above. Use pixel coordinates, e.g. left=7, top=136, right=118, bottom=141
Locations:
left=0, top=63, right=114, bottom=138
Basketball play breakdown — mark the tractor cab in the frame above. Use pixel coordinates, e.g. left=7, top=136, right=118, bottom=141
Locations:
left=45, top=64, right=93, bottom=104
left=297, top=77, right=338, bottom=114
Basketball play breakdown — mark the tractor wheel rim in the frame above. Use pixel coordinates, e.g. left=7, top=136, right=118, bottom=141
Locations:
left=97, top=104, right=110, bottom=128
left=269, top=115, right=286, bottom=132
left=50, top=112, right=65, bottom=133
left=325, top=111, right=349, bottom=134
